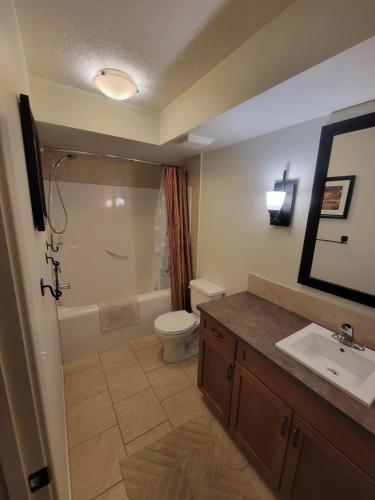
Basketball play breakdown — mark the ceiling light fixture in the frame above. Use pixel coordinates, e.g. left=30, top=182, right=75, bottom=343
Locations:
left=93, top=69, right=138, bottom=100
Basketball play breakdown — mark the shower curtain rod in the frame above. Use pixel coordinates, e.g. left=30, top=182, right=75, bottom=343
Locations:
left=42, top=146, right=182, bottom=168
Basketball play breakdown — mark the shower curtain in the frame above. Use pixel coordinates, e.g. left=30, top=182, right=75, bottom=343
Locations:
left=152, top=174, right=170, bottom=290
left=163, top=166, right=193, bottom=311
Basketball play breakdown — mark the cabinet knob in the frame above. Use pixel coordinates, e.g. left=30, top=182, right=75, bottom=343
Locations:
left=227, top=364, right=234, bottom=381
left=291, top=426, right=300, bottom=447
left=280, top=415, right=288, bottom=436
left=211, top=328, right=224, bottom=339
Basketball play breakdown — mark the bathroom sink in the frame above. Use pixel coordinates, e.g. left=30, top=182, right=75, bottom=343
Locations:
left=275, top=323, right=375, bottom=407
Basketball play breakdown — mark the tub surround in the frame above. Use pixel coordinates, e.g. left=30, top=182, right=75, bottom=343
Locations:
left=197, top=292, right=375, bottom=497
left=42, top=149, right=163, bottom=188
left=44, top=179, right=160, bottom=306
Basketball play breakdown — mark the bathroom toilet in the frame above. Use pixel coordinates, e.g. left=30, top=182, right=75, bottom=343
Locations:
left=154, top=279, right=225, bottom=362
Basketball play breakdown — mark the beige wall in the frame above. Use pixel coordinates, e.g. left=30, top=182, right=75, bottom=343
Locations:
left=31, top=77, right=159, bottom=144
left=197, top=106, right=375, bottom=346
left=185, top=155, right=201, bottom=278
left=42, top=149, right=163, bottom=188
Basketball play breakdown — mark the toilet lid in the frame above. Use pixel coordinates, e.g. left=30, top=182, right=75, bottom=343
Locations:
left=155, top=310, right=198, bottom=335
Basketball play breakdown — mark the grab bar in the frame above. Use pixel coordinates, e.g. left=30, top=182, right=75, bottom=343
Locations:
left=105, top=250, right=129, bottom=260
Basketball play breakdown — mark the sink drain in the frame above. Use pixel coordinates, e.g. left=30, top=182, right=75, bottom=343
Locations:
left=327, top=367, right=339, bottom=376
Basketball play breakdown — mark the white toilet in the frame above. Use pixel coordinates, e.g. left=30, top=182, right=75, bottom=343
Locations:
left=154, top=279, right=225, bottom=362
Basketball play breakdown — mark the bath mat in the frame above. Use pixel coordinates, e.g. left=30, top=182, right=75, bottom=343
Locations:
left=120, top=413, right=276, bottom=500
left=99, top=295, right=139, bottom=333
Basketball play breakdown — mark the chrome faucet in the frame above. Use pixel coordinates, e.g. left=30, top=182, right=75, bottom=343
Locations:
left=58, top=282, right=71, bottom=291
left=332, top=324, right=364, bottom=351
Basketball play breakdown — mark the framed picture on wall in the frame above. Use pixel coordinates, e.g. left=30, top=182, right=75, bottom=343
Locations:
left=320, top=175, right=356, bottom=219
left=18, top=93, right=46, bottom=231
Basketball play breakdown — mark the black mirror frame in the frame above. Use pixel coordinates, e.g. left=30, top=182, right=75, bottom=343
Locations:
left=298, top=111, right=375, bottom=308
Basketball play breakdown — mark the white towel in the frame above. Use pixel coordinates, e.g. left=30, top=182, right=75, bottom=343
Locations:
left=99, top=296, right=140, bottom=333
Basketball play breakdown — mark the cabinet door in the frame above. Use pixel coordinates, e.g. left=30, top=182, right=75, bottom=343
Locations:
left=197, top=316, right=236, bottom=424
left=229, top=362, right=292, bottom=489
left=281, top=414, right=375, bottom=500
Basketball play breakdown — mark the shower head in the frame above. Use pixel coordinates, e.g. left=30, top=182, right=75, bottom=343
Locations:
left=58, top=153, right=76, bottom=161
left=51, top=153, right=76, bottom=169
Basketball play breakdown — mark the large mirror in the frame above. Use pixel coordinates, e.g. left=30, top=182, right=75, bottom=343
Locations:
left=298, top=112, right=375, bottom=308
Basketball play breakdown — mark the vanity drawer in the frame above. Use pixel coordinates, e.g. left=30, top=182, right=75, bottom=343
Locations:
left=200, top=315, right=236, bottom=354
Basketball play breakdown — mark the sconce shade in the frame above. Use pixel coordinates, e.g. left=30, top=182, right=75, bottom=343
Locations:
left=267, top=191, right=286, bottom=211
left=267, top=170, right=296, bottom=226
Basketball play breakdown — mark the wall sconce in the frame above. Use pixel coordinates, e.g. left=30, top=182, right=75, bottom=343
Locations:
left=266, top=170, right=296, bottom=226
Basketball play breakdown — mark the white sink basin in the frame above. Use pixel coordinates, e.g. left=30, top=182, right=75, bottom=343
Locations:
left=275, top=323, right=375, bottom=407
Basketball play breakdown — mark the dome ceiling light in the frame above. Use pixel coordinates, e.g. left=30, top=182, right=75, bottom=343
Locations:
left=93, top=69, right=138, bottom=100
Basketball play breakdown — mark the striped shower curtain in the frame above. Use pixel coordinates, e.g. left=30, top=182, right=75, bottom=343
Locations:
left=163, top=166, right=193, bottom=311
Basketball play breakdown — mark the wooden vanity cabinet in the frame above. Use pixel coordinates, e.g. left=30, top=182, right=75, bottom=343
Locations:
left=198, top=313, right=375, bottom=499
left=281, top=414, right=375, bottom=500
left=197, top=315, right=236, bottom=424
left=230, top=362, right=292, bottom=489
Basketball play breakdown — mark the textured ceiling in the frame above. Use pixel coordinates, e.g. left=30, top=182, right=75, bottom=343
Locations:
left=37, top=37, right=375, bottom=163
left=15, top=0, right=293, bottom=110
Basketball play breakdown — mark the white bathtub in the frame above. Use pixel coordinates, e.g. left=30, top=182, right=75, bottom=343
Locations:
left=58, top=288, right=171, bottom=363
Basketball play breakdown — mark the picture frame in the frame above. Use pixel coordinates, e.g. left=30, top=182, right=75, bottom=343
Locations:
left=320, top=175, right=356, bottom=219
left=19, top=93, right=46, bottom=231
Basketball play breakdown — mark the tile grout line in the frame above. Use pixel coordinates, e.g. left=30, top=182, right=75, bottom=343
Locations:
left=141, top=360, right=175, bottom=430
left=91, top=479, right=124, bottom=500
left=65, top=350, right=198, bottom=414
left=63, top=353, right=103, bottom=379
left=133, top=349, right=166, bottom=374
left=68, top=387, right=205, bottom=457
left=66, top=346, right=198, bottom=445
left=110, top=363, right=195, bottom=407
left=128, top=339, right=175, bottom=429
left=101, top=340, right=173, bottom=447
left=63, top=336, right=161, bottom=379
left=128, top=337, right=161, bottom=355
left=97, top=350, right=128, bottom=454
left=69, top=423, right=119, bottom=451
left=124, top=420, right=172, bottom=451
left=153, top=377, right=194, bottom=404
left=66, top=388, right=109, bottom=410
left=99, top=344, right=153, bottom=409
left=64, top=341, right=159, bottom=500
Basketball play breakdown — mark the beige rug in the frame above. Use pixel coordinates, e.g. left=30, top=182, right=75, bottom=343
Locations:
left=120, top=413, right=276, bottom=500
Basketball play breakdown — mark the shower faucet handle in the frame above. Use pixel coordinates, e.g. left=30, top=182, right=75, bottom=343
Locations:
left=58, top=282, right=71, bottom=291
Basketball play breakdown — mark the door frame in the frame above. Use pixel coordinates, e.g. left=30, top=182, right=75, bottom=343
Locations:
left=0, top=153, right=54, bottom=500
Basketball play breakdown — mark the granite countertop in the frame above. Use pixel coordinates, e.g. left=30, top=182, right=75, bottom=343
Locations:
left=198, top=291, right=375, bottom=436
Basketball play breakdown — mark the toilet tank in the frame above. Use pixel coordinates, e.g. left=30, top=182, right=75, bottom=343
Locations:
left=189, top=279, right=225, bottom=316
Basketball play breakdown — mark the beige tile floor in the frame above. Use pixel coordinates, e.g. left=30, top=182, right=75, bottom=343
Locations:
left=63, top=334, right=206, bottom=500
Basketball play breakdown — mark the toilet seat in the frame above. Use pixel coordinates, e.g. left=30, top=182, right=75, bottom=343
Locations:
left=155, top=310, right=199, bottom=336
